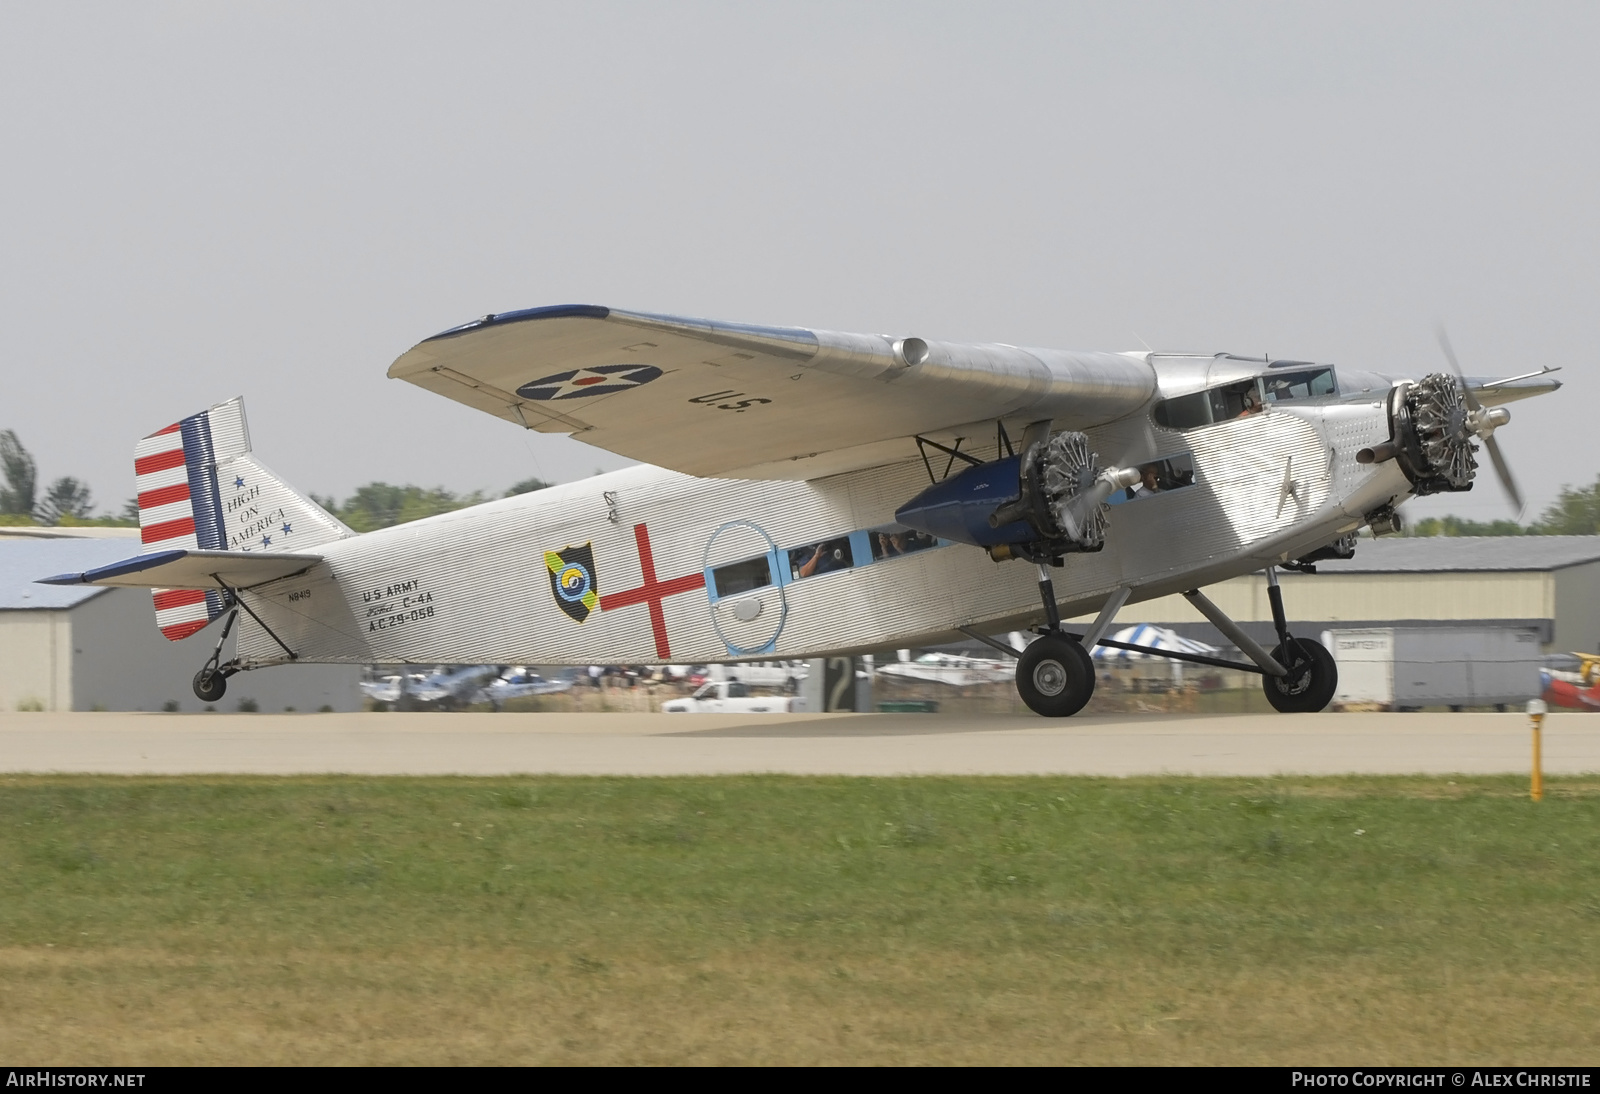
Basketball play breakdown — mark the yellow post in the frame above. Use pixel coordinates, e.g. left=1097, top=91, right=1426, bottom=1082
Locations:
left=1527, top=698, right=1547, bottom=802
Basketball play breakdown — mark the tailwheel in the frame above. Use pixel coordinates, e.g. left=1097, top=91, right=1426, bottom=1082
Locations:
left=1017, top=634, right=1096, bottom=717
left=190, top=601, right=243, bottom=704
left=1262, top=638, right=1338, bottom=713
left=193, top=668, right=228, bottom=703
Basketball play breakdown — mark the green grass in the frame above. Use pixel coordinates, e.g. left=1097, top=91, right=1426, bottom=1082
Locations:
left=2, top=775, right=1598, bottom=1064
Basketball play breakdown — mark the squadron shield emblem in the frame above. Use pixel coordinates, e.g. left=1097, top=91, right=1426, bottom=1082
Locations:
left=545, top=544, right=599, bottom=623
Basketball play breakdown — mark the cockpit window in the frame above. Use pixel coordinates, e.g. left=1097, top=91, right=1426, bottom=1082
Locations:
left=1262, top=368, right=1336, bottom=403
left=1210, top=381, right=1263, bottom=422
left=1153, top=368, right=1337, bottom=431
left=1153, top=390, right=1210, bottom=430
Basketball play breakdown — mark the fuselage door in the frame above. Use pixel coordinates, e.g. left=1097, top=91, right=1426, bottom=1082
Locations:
left=703, top=520, right=787, bottom=655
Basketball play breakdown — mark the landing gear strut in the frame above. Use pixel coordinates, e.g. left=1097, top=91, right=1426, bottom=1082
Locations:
left=975, top=564, right=1338, bottom=718
left=1014, top=563, right=1096, bottom=718
left=192, top=601, right=240, bottom=702
left=186, top=579, right=299, bottom=704
left=1259, top=566, right=1337, bottom=713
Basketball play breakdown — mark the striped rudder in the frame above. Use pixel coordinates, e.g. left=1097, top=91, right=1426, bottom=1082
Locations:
left=134, top=397, right=349, bottom=640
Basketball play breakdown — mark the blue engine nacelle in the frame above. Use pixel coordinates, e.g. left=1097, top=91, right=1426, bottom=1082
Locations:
left=894, top=456, right=1035, bottom=548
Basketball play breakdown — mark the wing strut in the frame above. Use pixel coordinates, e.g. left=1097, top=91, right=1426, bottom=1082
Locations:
left=914, top=435, right=985, bottom=485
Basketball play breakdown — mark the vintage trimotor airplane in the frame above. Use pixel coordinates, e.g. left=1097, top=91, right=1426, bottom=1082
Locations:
left=39, top=306, right=1560, bottom=716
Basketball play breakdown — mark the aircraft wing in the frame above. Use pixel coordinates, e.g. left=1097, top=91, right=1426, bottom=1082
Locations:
left=37, top=549, right=321, bottom=591
left=387, top=305, right=1158, bottom=480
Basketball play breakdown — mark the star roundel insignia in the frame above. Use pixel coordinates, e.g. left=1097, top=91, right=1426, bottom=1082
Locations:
left=516, top=363, right=663, bottom=401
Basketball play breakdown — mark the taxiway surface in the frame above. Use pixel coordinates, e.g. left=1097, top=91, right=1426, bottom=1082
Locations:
left=1, top=710, right=1597, bottom=777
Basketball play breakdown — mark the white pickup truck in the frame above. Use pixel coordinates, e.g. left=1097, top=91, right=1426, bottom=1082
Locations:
left=660, top=680, right=805, bottom=713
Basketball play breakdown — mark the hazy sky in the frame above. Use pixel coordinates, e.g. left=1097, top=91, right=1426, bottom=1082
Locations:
left=2, top=2, right=1596, bottom=525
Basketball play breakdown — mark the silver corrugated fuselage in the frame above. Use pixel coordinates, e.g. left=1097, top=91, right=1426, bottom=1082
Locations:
left=233, top=386, right=1412, bottom=669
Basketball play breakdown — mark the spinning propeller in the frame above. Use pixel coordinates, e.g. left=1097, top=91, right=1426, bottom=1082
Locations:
left=1434, top=327, right=1522, bottom=516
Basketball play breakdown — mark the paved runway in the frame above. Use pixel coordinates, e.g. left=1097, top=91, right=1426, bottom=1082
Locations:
left=2, top=710, right=1597, bottom=777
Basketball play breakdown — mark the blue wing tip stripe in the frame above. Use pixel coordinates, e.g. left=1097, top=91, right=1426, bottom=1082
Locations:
left=424, top=304, right=611, bottom=343
left=36, top=549, right=189, bottom=586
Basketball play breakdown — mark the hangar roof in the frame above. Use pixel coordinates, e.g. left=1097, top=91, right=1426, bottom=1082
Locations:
left=0, top=538, right=137, bottom=610
left=1318, top=535, right=1600, bottom=574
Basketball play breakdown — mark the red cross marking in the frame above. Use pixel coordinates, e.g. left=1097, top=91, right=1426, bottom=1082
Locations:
left=598, top=523, right=705, bottom=659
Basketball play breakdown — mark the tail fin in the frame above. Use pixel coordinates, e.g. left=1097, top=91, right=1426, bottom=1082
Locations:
left=134, top=396, right=351, bottom=639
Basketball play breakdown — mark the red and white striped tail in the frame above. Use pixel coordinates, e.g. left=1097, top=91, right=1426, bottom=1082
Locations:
left=135, top=423, right=202, bottom=551
left=133, top=397, right=350, bottom=641
left=134, top=410, right=234, bottom=640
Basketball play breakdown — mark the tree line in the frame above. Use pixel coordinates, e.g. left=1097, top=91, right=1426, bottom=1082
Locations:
left=0, top=430, right=100, bottom=525
left=1408, top=478, right=1600, bottom=537
left=0, top=428, right=550, bottom=530
left=310, top=479, right=551, bottom=532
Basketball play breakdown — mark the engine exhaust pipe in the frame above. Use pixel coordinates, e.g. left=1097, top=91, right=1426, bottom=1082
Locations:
left=988, top=498, right=1030, bottom=529
left=1357, top=441, right=1400, bottom=465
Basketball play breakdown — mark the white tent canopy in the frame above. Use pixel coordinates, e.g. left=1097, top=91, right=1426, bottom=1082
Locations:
left=1091, top=624, right=1220, bottom=661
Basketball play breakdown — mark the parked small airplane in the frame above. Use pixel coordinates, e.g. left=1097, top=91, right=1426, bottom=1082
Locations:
left=1541, top=653, right=1600, bottom=710
left=360, top=664, right=499, bottom=708
left=480, top=667, right=575, bottom=704
left=39, top=306, right=1559, bottom=716
left=877, top=651, right=1016, bottom=688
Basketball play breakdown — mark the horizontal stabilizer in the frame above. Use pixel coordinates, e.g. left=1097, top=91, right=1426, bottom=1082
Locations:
left=38, top=549, right=321, bottom=591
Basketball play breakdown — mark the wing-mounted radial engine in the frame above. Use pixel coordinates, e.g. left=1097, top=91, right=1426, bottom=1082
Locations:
left=894, top=430, right=1140, bottom=564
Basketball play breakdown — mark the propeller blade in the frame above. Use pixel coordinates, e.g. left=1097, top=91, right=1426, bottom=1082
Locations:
left=1483, top=433, right=1524, bottom=517
left=1437, top=325, right=1523, bottom=517
left=1435, top=325, right=1483, bottom=411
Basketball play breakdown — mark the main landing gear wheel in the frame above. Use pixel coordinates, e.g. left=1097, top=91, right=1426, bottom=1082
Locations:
left=1017, top=635, right=1095, bottom=717
left=1262, top=637, right=1337, bottom=713
left=193, top=669, right=227, bottom=703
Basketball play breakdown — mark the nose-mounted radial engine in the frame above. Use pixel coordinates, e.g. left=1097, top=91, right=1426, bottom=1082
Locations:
left=1361, top=372, right=1505, bottom=496
left=1358, top=329, right=1525, bottom=513
left=893, top=430, right=1140, bottom=563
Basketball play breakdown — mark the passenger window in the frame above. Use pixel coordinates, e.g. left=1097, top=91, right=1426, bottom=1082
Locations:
left=1114, top=454, right=1198, bottom=503
left=712, top=556, right=772, bottom=598
left=867, top=523, right=940, bottom=560
left=788, top=536, right=853, bottom=579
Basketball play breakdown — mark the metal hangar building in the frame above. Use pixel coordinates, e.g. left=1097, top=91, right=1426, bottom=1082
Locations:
left=0, top=532, right=360, bottom=713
